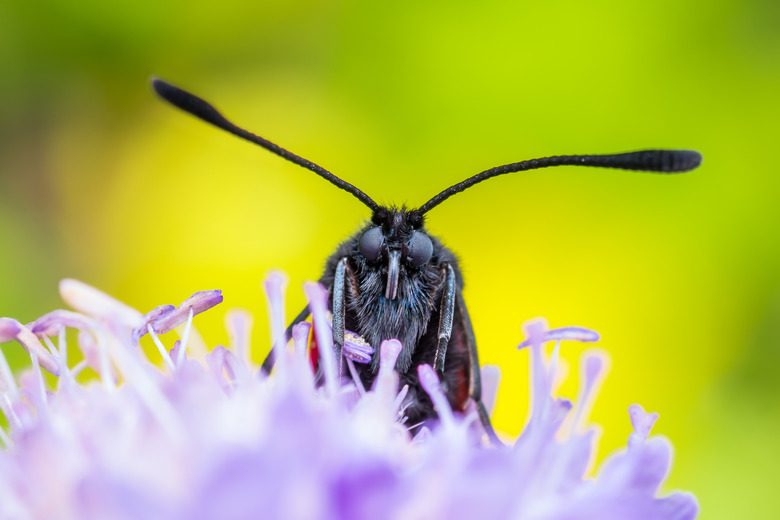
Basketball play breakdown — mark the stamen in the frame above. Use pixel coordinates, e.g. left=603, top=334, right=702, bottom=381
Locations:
left=2, top=394, right=22, bottom=429
left=374, top=339, right=401, bottom=400
left=342, top=332, right=374, bottom=364
left=304, top=282, right=337, bottom=397
left=225, top=309, right=253, bottom=365
left=148, top=324, right=176, bottom=372
left=324, top=311, right=374, bottom=364
left=205, top=345, right=227, bottom=384
left=28, top=350, right=48, bottom=407
left=175, top=308, right=194, bottom=368
left=291, top=322, right=311, bottom=358
left=70, top=359, right=88, bottom=377
left=378, top=339, right=402, bottom=378
left=27, top=310, right=96, bottom=336
left=524, top=319, right=550, bottom=427
left=94, top=330, right=116, bottom=391
left=418, top=364, right=454, bottom=427
left=628, top=403, right=659, bottom=449
left=346, top=358, right=366, bottom=396
left=224, top=349, right=251, bottom=387
left=132, top=305, right=175, bottom=343
left=104, top=330, right=184, bottom=441
left=0, top=344, right=20, bottom=400
left=393, top=384, right=409, bottom=413
left=41, top=335, right=60, bottom=360
left=569, top=351, right=609, bottom=434
left=517, top=326, right=600, bottom=350
left=136, top=291, right=223, bottom=340
left=264, top=272, right=288, bottom=370
left=58, top=327, right=70, bottom=378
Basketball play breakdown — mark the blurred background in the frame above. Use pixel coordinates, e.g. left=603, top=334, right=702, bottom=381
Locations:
left=1, top=0, right=778, bottom=516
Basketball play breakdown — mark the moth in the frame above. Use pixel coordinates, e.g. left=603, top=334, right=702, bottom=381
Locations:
left=153, top=78, right=702, bottom=443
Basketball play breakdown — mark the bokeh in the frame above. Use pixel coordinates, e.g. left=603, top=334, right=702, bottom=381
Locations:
left=1, top=0, right=778, bottom=517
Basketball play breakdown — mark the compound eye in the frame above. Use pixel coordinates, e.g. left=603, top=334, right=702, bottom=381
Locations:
left=407, top=231, right=433, bottom=268
left=358, top=226, right=384, bottom=262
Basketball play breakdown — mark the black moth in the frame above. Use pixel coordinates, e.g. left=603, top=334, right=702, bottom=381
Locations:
left=152, top=78, right=702, bottom=444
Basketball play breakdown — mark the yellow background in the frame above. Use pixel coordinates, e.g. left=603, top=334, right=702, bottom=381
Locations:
left=1, top=0, right=778, bottom=517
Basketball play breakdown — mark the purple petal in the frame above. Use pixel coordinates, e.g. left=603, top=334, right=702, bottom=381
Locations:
left=0, top=318, right=22, bottom=343
left=151, top=290, right=223, bottom=335
left=630, top=437, right=674, bottom=492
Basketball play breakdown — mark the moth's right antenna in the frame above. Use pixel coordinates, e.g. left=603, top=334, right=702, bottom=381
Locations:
left=417, top=150, right=702, bottom=214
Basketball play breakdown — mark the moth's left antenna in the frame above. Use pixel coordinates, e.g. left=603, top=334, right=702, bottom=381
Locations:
left=151, top=78, right=380, bottom=212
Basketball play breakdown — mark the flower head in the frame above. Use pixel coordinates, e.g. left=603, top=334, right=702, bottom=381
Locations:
left=0, top=277, right=698, bottom=519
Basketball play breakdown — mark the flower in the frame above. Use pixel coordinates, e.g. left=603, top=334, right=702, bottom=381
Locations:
left=0, top=274, right=698, bottom=520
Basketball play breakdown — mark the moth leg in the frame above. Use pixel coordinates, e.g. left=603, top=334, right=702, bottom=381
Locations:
left=455, top=284, right=502, bottom=446
left=259, top=306, right=310, bottom=375
left=331, top=257, right=349, bottom=376
left=433, top=264, right=456, bottom=379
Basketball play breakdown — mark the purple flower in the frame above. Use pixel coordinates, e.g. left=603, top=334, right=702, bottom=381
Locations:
left=0, top=279, right=698, bottom=519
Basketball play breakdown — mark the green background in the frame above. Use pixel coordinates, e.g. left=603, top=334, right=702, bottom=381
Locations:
left=1, top=0, right=778, bottom=517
